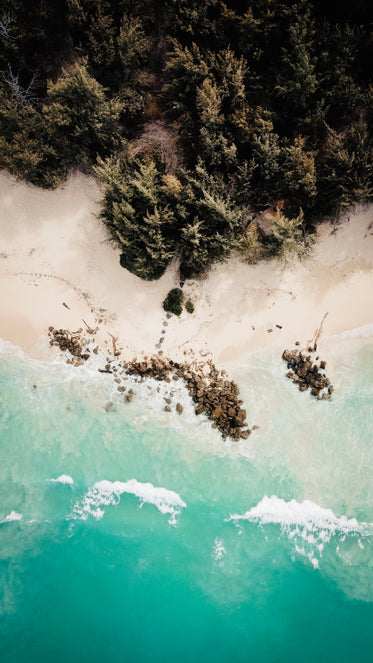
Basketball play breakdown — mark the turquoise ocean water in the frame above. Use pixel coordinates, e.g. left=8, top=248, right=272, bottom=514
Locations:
left=0, top=333, right=372, bottom=662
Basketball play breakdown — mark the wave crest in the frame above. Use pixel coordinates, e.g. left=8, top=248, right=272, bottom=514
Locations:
left=48, top=475, right=74, bottom=485
left=229, top=495, right=373, bottom=569
left=0, top=511, right=22, bottom=524
left=71, top=479, right=186, bottom=525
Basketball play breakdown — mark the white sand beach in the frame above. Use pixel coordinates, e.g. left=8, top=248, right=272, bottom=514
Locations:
left=0, top=171, right=372, bottom=366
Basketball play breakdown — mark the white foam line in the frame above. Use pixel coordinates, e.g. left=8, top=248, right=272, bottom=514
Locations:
left=326, top=322, right=373, bottom=342
left=71, top=479, right=186, bottom=525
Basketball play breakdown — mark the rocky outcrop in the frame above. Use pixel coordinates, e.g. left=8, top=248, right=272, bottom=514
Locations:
left=48, top=327, right=252, bottom=441
left=49, top=327, right=87, bottom=361
left=282, top=349, right=333, bottom=399
left=125, top=355, right=251, bottom=441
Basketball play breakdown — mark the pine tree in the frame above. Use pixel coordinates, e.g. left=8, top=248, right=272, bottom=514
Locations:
left=43, top=62, right=122, bottom=169
left=0, top=84, right=64, bottom=187
left=116, top=15, right=151, bottom=117
left=264, top=209, right=306, bottom=259
left=319, top=122, right=373, bottom=212
left=273, top=2, right=318, bottom=130
left=95, top=155, right=177, bottom=279
left=282, top=136, right=317, bottom=211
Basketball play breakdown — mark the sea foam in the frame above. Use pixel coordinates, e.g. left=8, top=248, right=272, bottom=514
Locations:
left=0, top=511, right=22, bottom=523
left=229, top=495, right=373, bottom=568
left=71, top=479, right=186, bottom=525
left=327, top=322, right=373, bottom=342
left=48, top=475, right=74, bottom=485
left=212, top=538, right=226, bottom=561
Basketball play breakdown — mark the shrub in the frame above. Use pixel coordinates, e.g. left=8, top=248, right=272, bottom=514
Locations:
left=163, top=288, right=183, bottom=316
left=185, top=300, right=194, bottom=314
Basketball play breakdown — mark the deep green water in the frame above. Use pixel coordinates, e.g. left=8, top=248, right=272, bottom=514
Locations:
left=0, top=335, right=373, bottom=662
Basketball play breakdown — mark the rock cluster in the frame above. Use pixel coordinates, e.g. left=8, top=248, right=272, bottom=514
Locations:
left=282, top=349, right=333, bottom=399
left=48, top=327, right=90, bottom=364
left=48, top=327, right=252, bottom=441
left=125, top=356, right=251, bottom=440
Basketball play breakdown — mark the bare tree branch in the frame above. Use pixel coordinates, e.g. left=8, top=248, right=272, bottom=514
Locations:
left=3, top=66, right=38, bottom=106
left=0, top=11, right=16, bottom=40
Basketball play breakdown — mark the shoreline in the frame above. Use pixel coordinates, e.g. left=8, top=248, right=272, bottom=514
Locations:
left=1, top=171, right=373, bottom=372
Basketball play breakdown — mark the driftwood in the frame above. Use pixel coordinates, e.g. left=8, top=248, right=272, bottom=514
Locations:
left=82, top=319, right=98, bottom=334
left=307, top=312, right=328, bottom=351
left=107, top=332, right=118, bottom=354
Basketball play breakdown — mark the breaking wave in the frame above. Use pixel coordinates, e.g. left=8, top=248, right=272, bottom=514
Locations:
left=48, top=475, right=74, bottom=485
left=71, top=479, right=186, bottom=525
left=229, top=495, right=373, bottom=569
left=0, top=511, right=22, bottom=524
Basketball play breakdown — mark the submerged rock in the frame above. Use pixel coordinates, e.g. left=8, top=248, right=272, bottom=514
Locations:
left=282, top=347, right=333, bottom=400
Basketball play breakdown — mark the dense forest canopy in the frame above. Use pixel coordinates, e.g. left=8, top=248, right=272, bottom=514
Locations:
left=0, top=0, right=372, bottom=278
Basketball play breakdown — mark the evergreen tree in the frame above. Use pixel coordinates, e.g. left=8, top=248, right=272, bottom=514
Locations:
left=95, top=155, right=176, bottom=279
left=179, top=164, right=247, bottom=275
left=273, top=3, right=318, bottom=131
left=318, top=122, right=373, bottom=212
left=281, top=136, right=317, bottom=212
left=0, top=84, right=64, bottom=187
left=263, top=208, right=306, bottom=259
left=43, top=62, right=122, bottom=170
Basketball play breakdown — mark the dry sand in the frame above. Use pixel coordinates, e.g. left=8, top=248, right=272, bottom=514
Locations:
left=0, top=171, right=372, bottom=368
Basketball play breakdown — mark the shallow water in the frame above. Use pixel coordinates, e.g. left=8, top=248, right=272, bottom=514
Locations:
left=0, top=335, right=372, bottom=662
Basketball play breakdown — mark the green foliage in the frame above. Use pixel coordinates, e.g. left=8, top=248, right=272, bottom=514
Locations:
left=95, top=155, right=176, bottom=280
left=0, top=85, right=64, bottom=188
left=281, top=136, right=317, bottom=212
left=163, top=288, right=183, bottom=316
left=178, top=164, right=247, bottom=276
left=116, top=15, right=152, bottom=117
left=318, top=121, right=373, bottom=213
left=263, top=209, right=306, bottom=259
left=185, top=299, right=194, bottom=314
left=273, top=3, right=318, bottom=130
left=43, top=62, right=122, bottom=170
